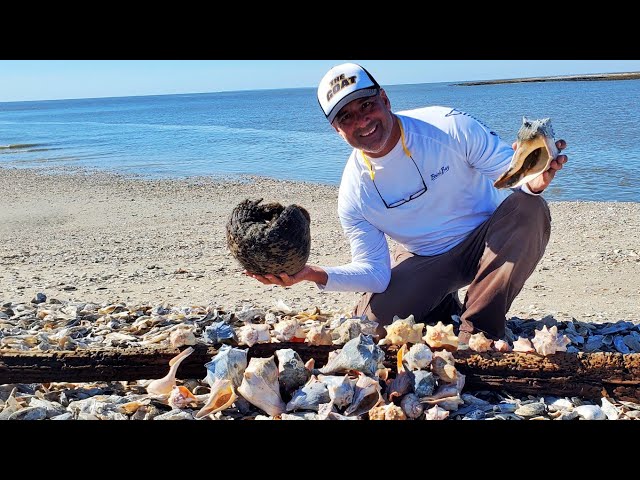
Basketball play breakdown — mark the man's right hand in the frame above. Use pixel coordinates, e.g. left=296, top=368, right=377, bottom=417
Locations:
left=244, top=265, right=328, bottom=288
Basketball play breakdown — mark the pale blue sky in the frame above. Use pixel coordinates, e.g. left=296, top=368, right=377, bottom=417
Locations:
left=1, top=60, right=640, bottom=102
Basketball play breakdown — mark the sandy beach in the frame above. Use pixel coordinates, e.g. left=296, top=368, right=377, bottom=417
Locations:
left=1, top=167, right=639, bottom=324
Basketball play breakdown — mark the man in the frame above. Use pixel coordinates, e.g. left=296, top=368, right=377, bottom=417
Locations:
left=247, top=62, right=568, bottom=343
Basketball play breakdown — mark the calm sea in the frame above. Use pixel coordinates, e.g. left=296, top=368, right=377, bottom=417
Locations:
left=1, top=79, right=639, bottom=202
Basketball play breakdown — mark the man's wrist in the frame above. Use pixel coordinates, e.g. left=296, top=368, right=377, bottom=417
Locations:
left=521, top=182, right=544, bottom=195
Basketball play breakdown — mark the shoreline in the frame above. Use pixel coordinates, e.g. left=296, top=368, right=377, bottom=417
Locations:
left=1, top=166, right=639, bottom=325
left=453, top=71, right=640, bottom=86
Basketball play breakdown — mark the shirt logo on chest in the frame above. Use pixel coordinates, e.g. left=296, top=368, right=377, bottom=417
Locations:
left=430, top=165, right=450, bottom=181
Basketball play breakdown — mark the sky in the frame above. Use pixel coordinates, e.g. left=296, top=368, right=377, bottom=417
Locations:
left=1, top=60, right=640, bottom=102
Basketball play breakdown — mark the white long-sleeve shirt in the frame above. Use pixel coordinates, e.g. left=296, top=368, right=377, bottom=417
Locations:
left=321, top=106, right=536, bottom=293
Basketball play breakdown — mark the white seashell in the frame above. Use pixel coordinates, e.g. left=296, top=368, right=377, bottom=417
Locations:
left=378, top=315, right=424, bottom=346
left=531, top=325, right=570, bottom=356
left=424, top=405, right=450, bottom=420
left=237, top=356, right=286, bottom=417
left=600, top=397, right=620, bottom=420
left=574, top=404, right=607, bottom=420
left=468, top=332, right=493, bottom=352
left=236, top=323, right=271, bottom=347
left=512, top=336, right=535, bottom=353
left=306, top=323, right=333, bottom=346
left=170, top=326, right=196, bottom=348
left=273, top=319, right=305, bottom=342
left=493, top=339, right=512, bottom=352
left=423, top=321, right=458, bottom=351
left=168, top=386, right=198, bottom=409
left=403, top=343, right=433, bottom=370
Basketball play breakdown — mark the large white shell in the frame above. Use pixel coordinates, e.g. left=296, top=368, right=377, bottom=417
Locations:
left=237, top=356, right=286, bottom=417
left=146, top=347, right=194, bottom=396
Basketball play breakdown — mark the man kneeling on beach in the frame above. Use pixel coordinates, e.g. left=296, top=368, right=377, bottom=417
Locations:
left=246, top=63, right=569, bottom=344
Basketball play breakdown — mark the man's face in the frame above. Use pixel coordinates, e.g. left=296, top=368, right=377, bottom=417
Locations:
left=331, top=90, right=395, bottom=157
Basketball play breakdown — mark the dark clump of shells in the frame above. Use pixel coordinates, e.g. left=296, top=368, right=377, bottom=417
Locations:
left=226, top=198, right=311, bottom=276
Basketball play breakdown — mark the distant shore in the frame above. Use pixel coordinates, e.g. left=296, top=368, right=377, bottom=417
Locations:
left=1, top=166, right=638, bottom=325
left=453, top=71, right=640, bottom=86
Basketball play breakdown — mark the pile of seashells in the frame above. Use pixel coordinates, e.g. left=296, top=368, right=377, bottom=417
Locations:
left=1, top=295, right=639, bottom=420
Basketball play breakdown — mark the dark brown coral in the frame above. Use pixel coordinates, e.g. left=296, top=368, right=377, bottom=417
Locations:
left=226, top=198, right=311, bottom=276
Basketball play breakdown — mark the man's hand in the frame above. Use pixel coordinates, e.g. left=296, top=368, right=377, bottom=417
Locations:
left=514, top=139, right=568, bottom=193
left=244, top=265, right=328, bottom=288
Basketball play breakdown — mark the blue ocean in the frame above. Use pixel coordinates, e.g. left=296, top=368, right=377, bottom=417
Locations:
left=1, top=79, right=639, bottom=202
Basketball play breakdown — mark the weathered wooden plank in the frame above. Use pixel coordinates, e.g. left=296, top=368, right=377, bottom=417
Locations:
left=1, top=344, right=639, bottom=402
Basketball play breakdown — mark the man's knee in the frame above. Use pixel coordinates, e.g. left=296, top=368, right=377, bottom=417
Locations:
left=502, top=191, right=551, bottom=236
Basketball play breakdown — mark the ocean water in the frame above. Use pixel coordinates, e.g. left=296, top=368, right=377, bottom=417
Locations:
left=1, top=79, right=639, bottom=202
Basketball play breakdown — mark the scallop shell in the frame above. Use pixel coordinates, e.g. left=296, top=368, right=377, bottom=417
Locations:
left=226, top=198, right=311, bottom=275
left=494, top=117, right=559, bottom=189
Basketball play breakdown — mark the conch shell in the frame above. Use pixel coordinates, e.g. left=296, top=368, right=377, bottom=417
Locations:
left=531, top=325, right=571, bottom=356
left=146, top=347, right=194, bottom=396
left=378, top=314, right=424, bottom=346
left=423, top=322, right=459, bottom=351
left=237, top=356, right=286, bottom=417
left=494, top=117, right=559, bottom=189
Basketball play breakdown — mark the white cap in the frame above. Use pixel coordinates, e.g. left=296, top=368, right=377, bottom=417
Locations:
left=317, top=63, right=380, bottom=124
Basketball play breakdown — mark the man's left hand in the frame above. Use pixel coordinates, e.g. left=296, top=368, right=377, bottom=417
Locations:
left=513, top=139, right=568, bottom=194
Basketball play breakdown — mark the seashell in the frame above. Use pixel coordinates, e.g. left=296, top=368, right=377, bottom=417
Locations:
left=493, top=117, right=559, bottom=189
left=273, top=319, right=305, bottom=342
left=515, top=402, right=546, bottom=418
left=600, top=397, right=620, bottom=420
left=168, top=385, right=198, bottom=409
left=344, top=373, right=383, bottom=417
left=306, top=323, right=333, bottom=346
left=403, top=343, right=433, bottom=370
left=236, top=323, right=271, bottom=347
left=623, top=334, right=640, bottom=352
left=275, top=349, right=311, bottom=395
left=378, top=315, right=424, bottom=346
left=387, top=344, right=415, bottom=401
left=413, top=370, right=436, bottom=398
left=424, top=405, right=450, bottom=420
left=400, top=393, right=424, bottom=419
left=574, top=404, right=607, bottom=420
left=169, top=326, right=197, bottom=348
left=226, top=198, right=311, bottom=276
left=332, top=318, right=364, bottom=345
left=421, top=395, right=464, bottom=411
left=431, top=350, right=458, bottom=383
left=203, top=321, right=236, bottom=345
left=531, top=325, right=570, bottom=355
left=468, top=332, right=493, bottom=352
left=286, top=376, right=331, bottom=412
left=369, top=403, right=407, bottom=421
left=317, top=334, right=385, bottom=377
left=423, top=321, right=459, bottom=351
left=146, top=347, right=194, bottom=396
left=318, top=374, right=356, bottom=409
left=203, top=344, right=248, bottom=389
left=237, top=356, right=286, bottom=417
left=493, top=339, right=512, bottom=352
left=584, top=335, right=604, bottom=352
left=512, top=336, right=535, bottom=353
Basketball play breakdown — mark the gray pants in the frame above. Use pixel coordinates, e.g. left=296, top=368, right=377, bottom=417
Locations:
left=354, top=191, right=551, bottom=341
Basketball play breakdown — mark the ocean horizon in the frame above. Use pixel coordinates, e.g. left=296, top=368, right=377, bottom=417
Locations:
left=2, top=79, right=639, bottom=202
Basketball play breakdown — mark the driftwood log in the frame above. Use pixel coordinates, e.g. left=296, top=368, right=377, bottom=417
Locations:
left=1, top=343, right=639, bottom=402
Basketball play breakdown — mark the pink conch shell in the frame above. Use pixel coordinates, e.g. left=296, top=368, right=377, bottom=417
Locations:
left=306, top=323, right=333, bottom=346
left=169, top=326, right=196, bottom=349
left=146, top=347, right=194, bottom=395
left=378, top=315, right=424, bottom=346
left=168, top=385, right=198, bottom=409
left=468, top=332, right=493, bottom=352
left=424, top=405, right=450, bottom=420
left=423, top=321, right=459, bottom=351
left=236, top=323, right=271, bottom=347
left=531, top=325, right=571, bottom=356
left=494, top=339, right=512, bottom=352
left=512, top=336, right=536, bottom=353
